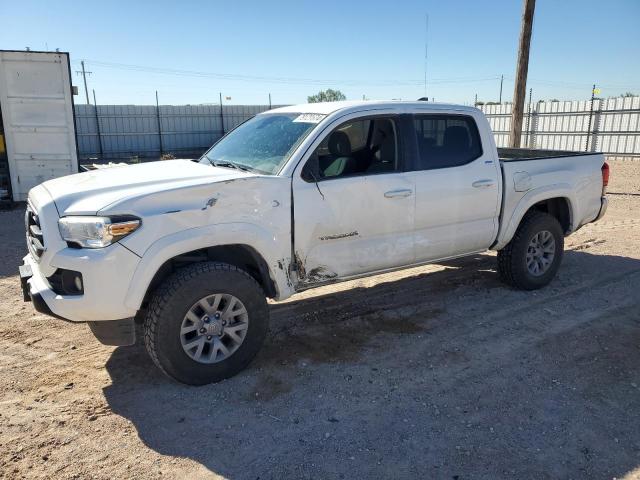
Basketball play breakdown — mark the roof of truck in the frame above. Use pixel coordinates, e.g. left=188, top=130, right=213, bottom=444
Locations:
left=268, top=100, right=478, bottom=116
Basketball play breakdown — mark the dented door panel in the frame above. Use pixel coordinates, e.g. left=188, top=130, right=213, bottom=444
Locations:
left=292, top=173, right=415, bottom=285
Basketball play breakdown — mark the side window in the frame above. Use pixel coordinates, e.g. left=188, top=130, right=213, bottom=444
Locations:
left=413, top=114, right=482, bottom=169
left=302, top=117, right=398, bottom=181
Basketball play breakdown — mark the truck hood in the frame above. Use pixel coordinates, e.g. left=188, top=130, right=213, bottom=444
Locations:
left=41, top=160, right=251, bottom=215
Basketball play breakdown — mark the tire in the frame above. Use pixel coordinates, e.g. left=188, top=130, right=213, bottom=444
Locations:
left=143, top=262, right=269, bottom=385
left=497, top=211, right=564, bottom=290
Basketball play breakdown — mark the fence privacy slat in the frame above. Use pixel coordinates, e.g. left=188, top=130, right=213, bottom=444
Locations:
left=74, top=103, right=284, bottom=160
left=478, top=95, right=640, bottom=159
left=75, top=98, right=639, bottom=161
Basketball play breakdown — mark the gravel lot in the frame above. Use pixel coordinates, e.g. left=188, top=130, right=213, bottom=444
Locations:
left=1, top=160, right=639, bottom=480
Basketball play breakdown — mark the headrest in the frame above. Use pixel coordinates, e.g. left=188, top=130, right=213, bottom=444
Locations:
left=378, top=135, right=395, bottom=162
left=328, top=131, right=352, bottom=157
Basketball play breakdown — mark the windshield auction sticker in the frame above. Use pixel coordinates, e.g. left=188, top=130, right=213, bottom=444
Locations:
left=293, top=113, right=326, bottom=123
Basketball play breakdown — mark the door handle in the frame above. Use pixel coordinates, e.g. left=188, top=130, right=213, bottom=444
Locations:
left=384, top=189, right=413, bottom=198
left=472, top=179, right=495, bottom=188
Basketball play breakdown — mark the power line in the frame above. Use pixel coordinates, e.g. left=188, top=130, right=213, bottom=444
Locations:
left=503, top=74, right=638, bottom=92
left=74, top=59, right=500, bottom=87
left=81, top=58, right=638, bottom=94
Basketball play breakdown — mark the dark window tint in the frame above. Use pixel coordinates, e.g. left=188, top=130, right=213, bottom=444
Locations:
left=413, top=115, right=482, bottom=169
left=302, top=117, right=398, bottom=181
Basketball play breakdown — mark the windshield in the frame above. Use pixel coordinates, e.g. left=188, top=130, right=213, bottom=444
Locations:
left=199, top=113, right=322, bottom=174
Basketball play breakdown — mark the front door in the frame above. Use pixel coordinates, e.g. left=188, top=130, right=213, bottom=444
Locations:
left=292, top=115, right=415, bottom=286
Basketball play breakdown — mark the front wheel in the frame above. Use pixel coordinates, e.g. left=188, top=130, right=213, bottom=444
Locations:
left=143, top=262, right=269, bottom=385
left=497, top=211, right=564, bottom=290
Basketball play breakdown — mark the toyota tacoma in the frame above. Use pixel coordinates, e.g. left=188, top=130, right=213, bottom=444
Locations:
left=20, top=101, right=609, bottom=385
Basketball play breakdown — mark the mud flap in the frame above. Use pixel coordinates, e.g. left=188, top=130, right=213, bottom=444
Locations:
left=19, top=264, right=33, bottom=302
left=88, top=319, right=136, bottom=346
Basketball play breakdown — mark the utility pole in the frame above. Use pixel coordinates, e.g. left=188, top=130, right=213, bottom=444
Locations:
left=509, top=0, right=536, bottom=148
left=499, top=74, right=504, bottom=103
left=268, top=93, right=272, bottom=109
left=75, top=60, right=92, bottom=105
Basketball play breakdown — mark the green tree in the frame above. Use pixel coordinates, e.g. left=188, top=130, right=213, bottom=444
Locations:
left=622, top=92, right=637, bottom=97
left=308, top=89, right=346, bottom=103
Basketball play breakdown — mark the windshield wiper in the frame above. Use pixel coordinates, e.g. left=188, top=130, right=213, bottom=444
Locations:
left=205, top=157, right=257, bottom=173
left=207, top=158, right=239, bottom=170
left=216, top=161, right=240, bottom=170
left=234, top=164, right=254, bottom=173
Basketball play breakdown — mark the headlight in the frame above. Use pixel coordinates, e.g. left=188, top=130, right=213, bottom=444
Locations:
left=58, top=216, right=141, bottom=248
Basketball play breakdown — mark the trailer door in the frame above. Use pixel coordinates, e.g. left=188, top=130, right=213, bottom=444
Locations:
left=0, top=50, right=78, bottom=201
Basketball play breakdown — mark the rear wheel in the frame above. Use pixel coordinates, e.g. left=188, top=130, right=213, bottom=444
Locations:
left=143, top=262, right=269, bottom=385
left=497, top=211, right=564, bottom=290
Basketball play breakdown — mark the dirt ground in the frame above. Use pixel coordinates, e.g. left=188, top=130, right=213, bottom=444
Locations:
left=1, top=160, right=639, bottom=480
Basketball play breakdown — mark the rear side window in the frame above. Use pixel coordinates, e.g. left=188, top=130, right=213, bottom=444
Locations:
left=413, top=114, right=482, bottom=169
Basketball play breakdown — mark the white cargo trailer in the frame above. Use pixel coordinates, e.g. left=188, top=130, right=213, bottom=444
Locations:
left=0, top=50, right=78, bottom=202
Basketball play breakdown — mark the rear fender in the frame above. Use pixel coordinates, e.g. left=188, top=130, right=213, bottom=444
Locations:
left=493, top=184, right=576, bottom=250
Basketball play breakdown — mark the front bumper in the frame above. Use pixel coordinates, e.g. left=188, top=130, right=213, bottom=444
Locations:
left=21, top=242, right=141, bottom=323
left=20, top=263, right=65, bottom=320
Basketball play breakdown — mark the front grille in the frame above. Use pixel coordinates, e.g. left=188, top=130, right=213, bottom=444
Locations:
left=25, top=205, right=45, bottom=259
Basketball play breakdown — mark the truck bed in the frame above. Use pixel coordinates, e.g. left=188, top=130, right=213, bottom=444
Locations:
left=498, top=147, right=600, bottom=162
left=494, top=150, right=605, bottom=250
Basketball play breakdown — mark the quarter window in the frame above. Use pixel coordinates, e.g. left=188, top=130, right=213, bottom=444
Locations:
left=413, top=115, right=482, bottom=169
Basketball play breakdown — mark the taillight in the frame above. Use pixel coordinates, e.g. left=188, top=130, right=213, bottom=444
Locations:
left=601, top=162, right=610, bottom=194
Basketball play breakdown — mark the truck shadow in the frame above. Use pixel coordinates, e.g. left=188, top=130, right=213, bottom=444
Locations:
left=103, top=250, right=640, bottom=479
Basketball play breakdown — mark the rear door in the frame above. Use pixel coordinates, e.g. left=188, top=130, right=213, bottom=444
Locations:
left=409, top=111, right=501, bottom=261
left=0, top=51, right=78, bottom=201
left=292, top=113, right=415, bottom=285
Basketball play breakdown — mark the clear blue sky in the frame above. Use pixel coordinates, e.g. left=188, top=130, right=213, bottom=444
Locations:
left=1, top=0, right=639, bottom=105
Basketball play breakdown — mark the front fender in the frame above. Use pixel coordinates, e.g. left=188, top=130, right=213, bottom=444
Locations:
left=493, top=184, right=576, bottom=250
left=123, top=222, right=294, bottom=311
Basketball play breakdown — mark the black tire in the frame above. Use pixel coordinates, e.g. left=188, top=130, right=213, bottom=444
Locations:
left=143, top=262, right=269, bottom=385
left=497, top=211, right=564, bottom=290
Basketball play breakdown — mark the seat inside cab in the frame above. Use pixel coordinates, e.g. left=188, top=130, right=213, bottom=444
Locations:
left=307, top=118, right=398, bottom=180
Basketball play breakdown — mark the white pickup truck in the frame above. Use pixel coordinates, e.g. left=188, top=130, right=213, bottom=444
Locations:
left=20, top=101, right=609, bottom=385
